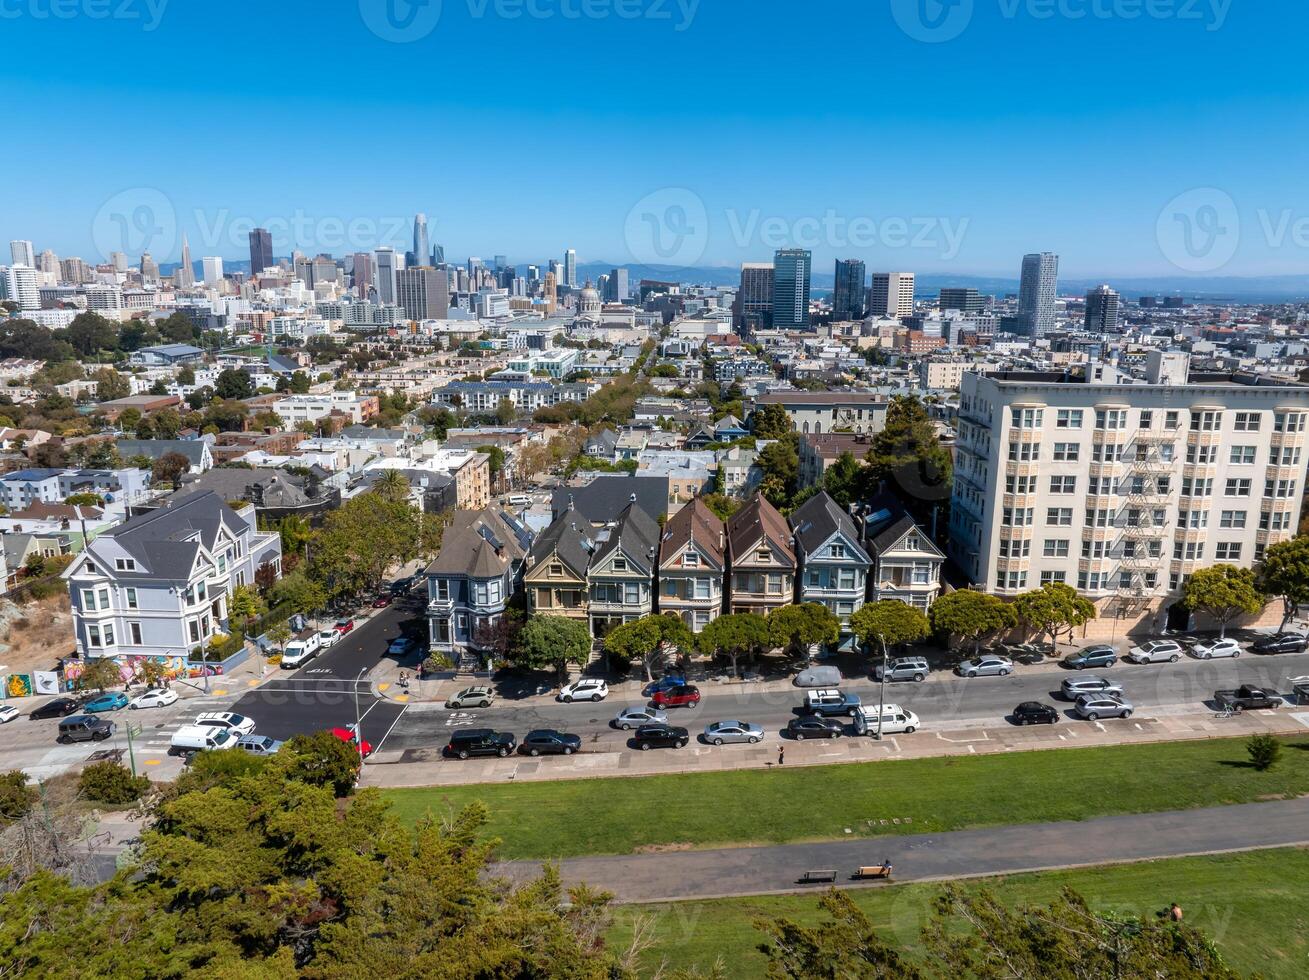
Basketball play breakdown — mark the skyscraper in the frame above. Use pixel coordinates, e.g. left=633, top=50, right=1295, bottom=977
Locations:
left=607, top=267, right=630, bottom=302
left=2, top=264, right=39, bottom=309
left=1084, top=284, right=1120, bottom=333
left=140, top=252, right=159, bottom=281
left=396, top=266, right=450, bottom=321
left=772, top=249, right=811, bottom=330
left=9, top=240, right=34, bottom=268
left=832, top=259, right=866, bottom=320
left=110, top=251, right=128, bottom=273
left=374, top=247, right=399, bottom=305
left=868, top=272, right=915, bottom=319
left=413, top=214, right=430, bottom=269
left=175, top=234, right=195, bottom=287
left=1019, top=252, right=1059, bottom=337
left=202, top=256, right=224, bottom=287
left=249, top=227, right=273, bottom=275
left=939, top=287, right=983, bottom=313
left=736, top=263, right=774, bottom=332
left=351, top=252, right=373, bottom=294
left=563, top=249, right=577, bottom=288
left=36, top=250, right=59, bottom=276
left=61, top=257, right=89, bottom=284
left=543, top=271, right=558, bottom=314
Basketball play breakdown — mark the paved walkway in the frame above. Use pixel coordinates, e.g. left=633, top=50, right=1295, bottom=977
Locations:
left=492, top=796, right=1309, bottom=904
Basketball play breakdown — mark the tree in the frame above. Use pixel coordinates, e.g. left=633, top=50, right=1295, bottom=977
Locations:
left=270, top=571, right=328, bottom=617
left=288, top=370, right=311, bottom=394
left=750, top=402, right=793, bottom=439
left=758, top=434, right=800, bottom=508
left=699, top=492, right=740, bottom=521
left=513, top=615, right=593, bottom=679
left=603, top=613, right=694, bottom=681
left=1184, top=564, right=1265, bottom=638
left=78, top=762, right=150, bottom=805
left=152, top=407, right=182, bottom=439
left=494, top=397, right=517, bottom=426
left=767, top=603, right=840, bottom=659
left=91, top=367, right=130, bottom=402
left=75, top=658, right=121, bottom=694
left=0, top=770, right=36, bottom=828
left=279, top=729, right=362, bottom=797
left=176, top=364, right=196, bottom=385
left=267, top=621, right=293, bottom=652
left=62, top=312, right=119, bottom=358
left=866, top=395, right=952, bottom=528
left=62, top=492, right=103, bottom=507
left=930, top=589, right=1016, bottom=655
left=214, top=367, right=254, bottom=400
left=822, top=451, right=868, bottom=508
left=309, top=492, right=422, bottom=599
left=130, top=658, right=170, bottom=690
left=850, top=600, right=930, bottom=659
left=227, top=584, right=264, bottom=631
left=1013, top=582, right=1097, bottom=653
left=1257, top=536, right=1309, bottom=630
left=697, top=613, right=770, bottom=677
left=1247, top=733, right=1282, bottom=771
left=757, top=889, right=924, bottom=979
left=151, top=451, right=191, bottom=488
left=371, top=470, right=413, bottom=505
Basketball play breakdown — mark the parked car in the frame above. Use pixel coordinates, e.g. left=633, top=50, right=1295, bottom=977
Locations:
left=787, top=716, right=845, bottom=740
left=129, top=688, right=178, bottom=710
left=194, top=712, right=256, bottom=736
left=1190, top=637, right=1243, bottom=660
left=633, top=723, right=689, bottom=750
left=29, top=697, right=80, bottom=721
left=1252, top=632, right=1309, bottom=655
left=703, top=720, right=765, bottom=745
left=1061, top=645, right=1118, bottom=670
left=371, top=594, right=392, bottom=609
left=794, top=665, right=843, bottom=688
left=872, top=657, right=930, bottom=683
left=1215, top=685, right=1281, bottom=711
left=1012, top=701, right=1060, bottom=725
left=0, top=705, right=18, bottom=724
left=237, top=735, right=283, bottom=756
left=559, top=678, right=609, bottom=703
left=854, top=704, right=920, bottom=735
left=956, top=655, right=1014, bottom=678
left=1126, top=640, right=1183, bottom=664
left=83, top=692, right=129, bottom=713
left=1060, top=676, right=1124, bottom=700
left=1074, top=694, right=1134, bottom=720
left=802, top=689, right=862, bottom=716
left=613, top=706, right=668, bottom=730
left=331, top=725, right=375, bottom=757
left=641, top=674, right=688, bottom=698
left=445, top=686, right=495, bottom=709
left=390, top=576, right=416, bottom=595
left=520, top=730, right=581, bottom=756
left=170, top=725, right=237, bottom=754
left=334, top=618, right=356, bottom=635
left=446, top=728, right=515, bottom=759
left=651, top=684, right=701, bottom=709
left=387, top=636, right=417, bottom=657
left=56, top=715, right=115, bottom=743
left=281, top=628, right=324, bottom=669
left=318, top=629, right=341, bottom=649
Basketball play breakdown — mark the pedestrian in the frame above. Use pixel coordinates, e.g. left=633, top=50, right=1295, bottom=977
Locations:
left=778, top=745, right=785, bottom=766
left=1170, top=903, right=1183, bottom=922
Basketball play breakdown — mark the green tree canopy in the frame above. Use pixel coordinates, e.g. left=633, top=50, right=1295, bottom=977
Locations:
left=91, top=367, right=130, bottom=402
left=822, top=451, right=868, bottom=508
left=308, top=492, right=421, bottom=600
left=866, top=395, right=951, bottom=528
left=767, top=603, right=840, bottom=658
left=1183, top=564, right=1265, bottom=638
left=850, top=599, right=930, bottom=653
left=214, top=368, right=255, bottom=400
left=930, top=589, right=1016, bottom=655
left=750, top=402, right=793, bottom=439
left=602, top=613, right=694, bottom=680
left=513, top=615, right=593, bottom=678
left=1257, top=535, right=1309, bottom=630
left=758, top=434, right=800, bottom=509
left=151, top=451, right=191, bottom=488
left=1013, top=582, right=1097, bottom=652
left=697, top=612, right=771, bottom=677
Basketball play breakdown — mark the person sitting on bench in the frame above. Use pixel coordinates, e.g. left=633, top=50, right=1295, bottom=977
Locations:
left=880, top=859, right=893, bottom=877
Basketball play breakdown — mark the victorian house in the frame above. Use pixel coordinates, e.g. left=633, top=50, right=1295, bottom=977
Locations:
left=725, top=492, right=796, bottom=616
left=656, top=497, right=725, bottom=632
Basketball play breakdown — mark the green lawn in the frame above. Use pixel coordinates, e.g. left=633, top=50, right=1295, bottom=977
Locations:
left=382, top=736, right=1309, bottom=860
left=605, top=848, right=1309, bottom=979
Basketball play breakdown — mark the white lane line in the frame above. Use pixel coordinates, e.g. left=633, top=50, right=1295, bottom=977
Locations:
left=373, top=704, right=409, bottom=753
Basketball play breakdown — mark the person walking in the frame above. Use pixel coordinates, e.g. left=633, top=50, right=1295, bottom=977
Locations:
left=777, top=745, right=785, bottom=766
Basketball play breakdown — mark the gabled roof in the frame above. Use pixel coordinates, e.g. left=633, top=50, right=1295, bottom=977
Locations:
left=526, top=511, right=595, bottom=579
left=589, top=501, right=658, bottom=575
left=726, top=492, right=795, bottom=568
left=82, top=491, right=246, bottom=581
left=427, top=508, right=528, bottom=579
left=789, top=490, right=870, bottom=562
left=714, top=414, right=747, bottom=433
left=551, top=475, right=668, bottom=527
left=866, top=514, right=943, bottom=559
left=659, top=497, right=724, bottom=570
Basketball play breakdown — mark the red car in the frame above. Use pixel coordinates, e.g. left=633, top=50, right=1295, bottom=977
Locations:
left=371, top=594, right=392, bottom=608
left=650, top=684, right=701, bottom=709
left=333, top=618, right=355, bottom=635
left=331, top=726, right=374, bottom=758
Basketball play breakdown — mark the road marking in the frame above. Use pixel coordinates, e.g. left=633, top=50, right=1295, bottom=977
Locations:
left=967, top=745, right=976, bottom=753
left=1094, top=722, right=1106, bottom=732
left=394, top=694, right=410, bottom=703
left=144, top=759, right=161, bottom=766
left=213, top=689, right=228, bottom=696
left=378, top=683, right=390, bottom=692
left=373, top=704, right=409, bottom=753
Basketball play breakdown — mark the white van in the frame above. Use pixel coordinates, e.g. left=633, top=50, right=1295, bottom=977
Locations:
left=281, top=628, right=323, bottom=669
left=855, top=704, right=921, bottom=735
left=170, top=725, right=238, bottom=755
left=506, top=494, right=531, bottom=507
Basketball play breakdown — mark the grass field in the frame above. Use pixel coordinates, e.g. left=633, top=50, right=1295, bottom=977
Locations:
left=605, top=848, right=1309, bottom=979
left=382, top=735, right=1309, bottom=860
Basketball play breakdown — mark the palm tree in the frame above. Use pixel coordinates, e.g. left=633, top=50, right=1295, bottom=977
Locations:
left=372, top=471, right=412, bottom=505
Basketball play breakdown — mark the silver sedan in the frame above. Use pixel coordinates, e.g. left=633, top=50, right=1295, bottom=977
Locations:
left=613, top=706, right=668, bottom=730
left=702, top=720, right=765, bottom=745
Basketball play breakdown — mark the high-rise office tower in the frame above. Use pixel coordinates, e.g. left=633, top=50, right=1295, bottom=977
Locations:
left=202, top=256, right=224, bottom=286
left=526, top=264, right=540, bottom=283
left=9, top=240, right=34, bottom=268
left=1084, top=285, right=1120, bottom=333
left=868, top=272, right=915, bottom=319
left=396, top=266, right=449, bottom=321
left=139, top=252, right=158, bottom=280
left=432, top=243, right=445, bottom=265
left=176, top=234, right=195, bottom=287
left=36, top=250, right=59, bottom=276
left=1019, top=252, right=1059, bottom=337
left=351, top=252, right=373, bottom=294
left=607, top=267, right=630, bottom=302
left=374, top=247, right=399, bottom=305
left=832, top=259, right=867, bottom=320
left=736, top=262, right=775, bottom=331
left=311, top=256, right=338, bottom=285
left=249, top=227, right=273, bottom=275
left=61, top=257, right=89, bottom=284
left=771, top=249, right=811, bottom=330
left=543, top=271, right=558, bottom=314
left=563, top=249, right=577, bottom=288
left=413, top=214, right=430, bottom=270
left=493, top=254, right=507, bottom=270
left=939, top=287, right=983, bottom=313
left=2, top=264, right=39, bottom=309
left=109, top=251, right=128, bottom=273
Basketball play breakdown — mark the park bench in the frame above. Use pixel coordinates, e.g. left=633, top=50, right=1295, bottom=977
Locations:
left=797, top=869, right=838, bottom=884
left=853, top=866, right=893, bottom=881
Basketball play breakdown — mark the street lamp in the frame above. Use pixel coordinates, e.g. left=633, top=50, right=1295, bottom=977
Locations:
left=874, top=633, right=889, bottom=741
left=353, top=666, right=367, bottom=767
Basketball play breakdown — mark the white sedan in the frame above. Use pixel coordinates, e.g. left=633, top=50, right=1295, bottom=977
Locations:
left=1191, top=638, right=1243, bottom=660
left=0, top=705, right=18, bottom=724
left=558, top=678, right=609, bottom=703
left=130, top=688, right=179, bottom=709
left=194, top=711, right=256, bottom=736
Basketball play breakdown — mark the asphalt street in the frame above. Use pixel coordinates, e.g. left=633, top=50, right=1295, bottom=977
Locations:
left=384, top=649, right=1309, bottom=752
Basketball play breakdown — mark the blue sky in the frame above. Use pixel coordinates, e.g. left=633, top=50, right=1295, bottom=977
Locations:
left=2, top=0, right=1305, bottom=279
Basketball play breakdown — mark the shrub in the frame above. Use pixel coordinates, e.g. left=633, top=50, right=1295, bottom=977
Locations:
left=79, top=762, right=150, bottom=804
left=1246, top=734, right=1282, bottom=772
left=423, top=652, right=453, bottom=673
left=0, top=770, right=35, bottom=826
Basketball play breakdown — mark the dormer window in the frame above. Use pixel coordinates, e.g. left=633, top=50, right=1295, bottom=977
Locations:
left=757, top=549, right=772, bottom=563
left=906, top=537, right=920, bottom=551
left=613, top=558, right=628, bottom=572
left=115, top=558, right=136, bottom=572
left=683, top=552, right=699, bottom=567
left=829, top=544, right=846, bottom=559
left=549, top=563, right=564, bottom=577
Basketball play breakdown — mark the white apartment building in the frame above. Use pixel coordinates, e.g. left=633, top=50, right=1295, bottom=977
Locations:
left=950, top=356, right=1309, bottom=637
left=918, top=359, right=981, bottom=391
left=272, top=391, right=374, bottom=425
left=869, top=272, right=915, bottom=319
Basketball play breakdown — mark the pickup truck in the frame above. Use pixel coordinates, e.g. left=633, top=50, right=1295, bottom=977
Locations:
left=1215, top=685, right=1281, bottom=711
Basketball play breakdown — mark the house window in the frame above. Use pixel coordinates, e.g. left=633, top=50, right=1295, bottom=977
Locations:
left=129, top=622, right=143, bottom=645
left=82, top=589, right=98, bottom=612
left=87, top=625, right=101, bottom=647
left=1229, top=446, right=1256, bottom=465
left=1234, top=411, right=1260, bottom=431
left=1215, top=542, right=1242, bottom=561
left=1219, top=510, right=1246, bottom=529
left=1046, top=508, right=1073, bottom=527
left=103, top=624, right=115, bottom=647
left=757, top=549, right=772, bottom=563
left=1052, top=443, right=1079, bottom=462
left=829, top=544, right=846, bottom=559
left=624, top=582, right=641, bottom=604
left=1040, top=571, right=1066, bottom=585
left=767, top=573, right=783, bottom=593
left=97, top=588, right=110, bottom=610
left=1055, top=409, right=1082, bottom=429
left=1225, top=478, right=1251, bottom=497
left=436, top=579, right=450, bottom=600
left=1043, top=539, right=1069, bottom=558
left=549, top=563, right=564, bottom=577
left=906, top=536, right=920, bottom=551
left=613, top=558, right=628, bottom=572
left=1190, top=410, right=1222, bottom=431
left=188, top=620, right=200, bottom=644
left=683, top=552, right=700, bottom=567
left=693, top=578, right=711, bottom=599
left=125, top=588, right=138, bottom=609
left=114, top=558, right=136, bottom=572
left=1049, top=476, right=1076, bottom=494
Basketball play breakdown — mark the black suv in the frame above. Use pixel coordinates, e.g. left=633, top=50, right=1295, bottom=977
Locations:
left=520, top=730, right=582, bottom=756
left=1012, top=701, right=1060, bottom=726
left=29, top=696, right=81, bottom=721
left=1252, top=632, right=1308, bottom=655
left=634, top=724, right=689, bottom=750
left=446, top=729, right=516, bottom=759
left=786, top=716, right=845, bottom=740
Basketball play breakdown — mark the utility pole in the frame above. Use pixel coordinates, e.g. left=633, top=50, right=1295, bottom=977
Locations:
left=874, top=633, right=889, bottom=741
left=125, top=722, right=140, bottom=777
left=353, top=666, right=367, bottom=767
